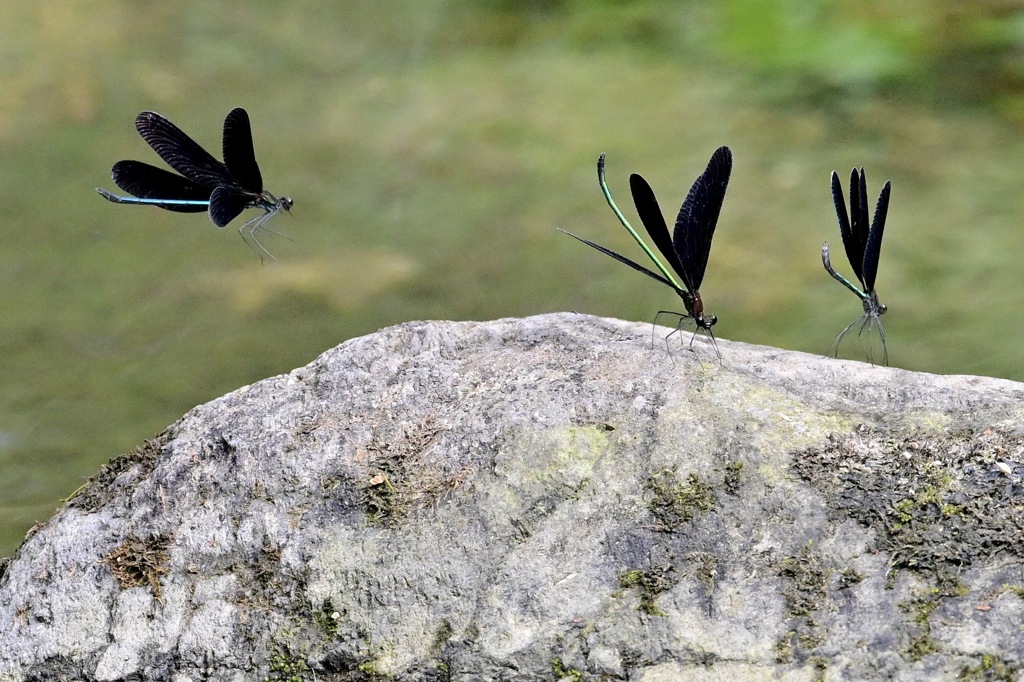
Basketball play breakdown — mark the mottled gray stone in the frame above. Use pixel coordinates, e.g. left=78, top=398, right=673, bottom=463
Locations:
left=1, top=313, right=1023, bottom=681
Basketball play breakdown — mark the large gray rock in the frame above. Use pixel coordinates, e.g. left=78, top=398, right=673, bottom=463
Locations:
left=2, top=313, right=1023, bottom=681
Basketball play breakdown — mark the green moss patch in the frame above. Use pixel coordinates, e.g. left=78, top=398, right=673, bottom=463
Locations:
left=959, top=653, right=1021, bottom=681
left=644, top=467, right=716, bottom=531
left=794, top=427, right=1024, bottom=584
left=618, top=563, right=676, bottom=616
left=774, top=542, right=828, bottom=662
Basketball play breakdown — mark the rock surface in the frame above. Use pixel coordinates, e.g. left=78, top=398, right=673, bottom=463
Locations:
left=2, top=313, right=1024, bottom=681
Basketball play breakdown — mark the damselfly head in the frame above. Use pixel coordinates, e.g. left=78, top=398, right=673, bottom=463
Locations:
left=863, top=295, right=887, bottom=317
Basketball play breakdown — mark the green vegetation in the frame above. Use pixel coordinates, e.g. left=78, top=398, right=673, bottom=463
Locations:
left=312, top=599, right=341, bottom=639
left=644, top=468, right=716, bottom=530
left=774, top=542, right=828, bottom=662
left=959, top=653, right=1021, bottom=681
left=795, top=428, right=1023, bottom=587
left=617, top=566, right=675, bottom=616
left=797, top=427, right=1022, bottom=668
left=899, top=592, right=942, bottom=662
left=265, top=650, right=312, bottom=682
left=6, top=1, right=1024, bottom=555
left=551, top=657, right=584, bottom=681
left=722, top=460, right=744, bottom=494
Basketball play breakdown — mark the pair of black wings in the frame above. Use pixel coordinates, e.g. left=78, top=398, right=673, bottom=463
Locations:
left=574, top=146, right=730, bottom=301
left=110, top=108, right=270, bottom=227
left=831, top=167, right=890, bottom=293
left=628, top=145, right=732, bottom=296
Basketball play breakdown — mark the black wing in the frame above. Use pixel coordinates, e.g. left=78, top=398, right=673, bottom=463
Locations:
left=629, top=173, right=688, bottom=287
left=111, top=160, right=211, bottom=213
left=830, top=170, right=858, bottom=284
left=134, top=111, right=234, bottom=189
left=673, top=146, right=732, bottom=292
left=841, top=168, right=870, bottom=287
left=862, top=180, right=891, bottom=292
left=557, top=229, right=678, bottom=290
left=209, top=185, right=253, bottom=227
left=222, top=108, right=263, bottom=194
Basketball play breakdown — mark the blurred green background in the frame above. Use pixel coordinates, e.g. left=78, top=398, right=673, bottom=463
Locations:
left=3, top=0, right=1024, bottom=556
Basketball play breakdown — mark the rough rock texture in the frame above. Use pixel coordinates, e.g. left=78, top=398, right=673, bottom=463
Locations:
left=2, top=313, right=1024, bottom=682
